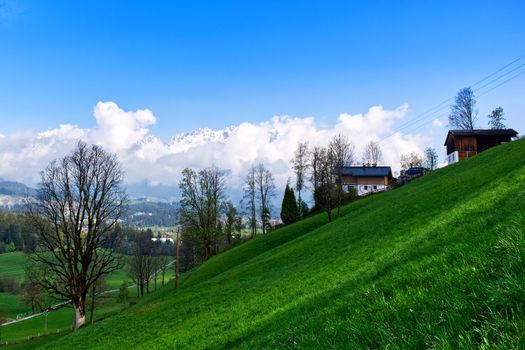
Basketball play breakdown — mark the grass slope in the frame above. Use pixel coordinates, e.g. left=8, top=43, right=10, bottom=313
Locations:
left=46, top=140, right=525, bottom=349
left=0, top=252, right=27, bottom=282
left=1, top=253, right=174, bottom=343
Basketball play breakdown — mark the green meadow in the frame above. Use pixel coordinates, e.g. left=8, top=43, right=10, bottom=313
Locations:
left=0, top=252, right=175, bottom=344
left=0, top=252, right=27, bottom=282
left=32, top=138, right=525, bottom=349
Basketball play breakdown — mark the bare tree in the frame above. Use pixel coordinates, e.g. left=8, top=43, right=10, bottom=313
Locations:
left=178, top=166, right=226, bottom=260
left=329, top=134, right=355, bottom=217
left=291, top=141, right=309, bottom=212
left=424, top=147, right=439, bottom=170
left=26, top=141, right=125, bottom=331
left=362, top=141, right=382, bottom=166
left=329, top=134, right=355, bottom=169
left=309, top=145, right=324, bottom=197
left=224, top=201, right=242, bottom=245
left=488, top=106, right=506, bottom=129
left=400, top=152, right=425, bottom=171
left=156, top=255, right=171, bottom=287
left=129, top=230, right=155, bottom=296
left=19, top=265, right=45, bottom=313
left=313, top=147, right=337, bottom=222
left=201, top=167, right=225, bottom=255
left=255, top=164, right=276, bottom=234
left=449, top=87, right=477, bottom=130
left=243, top=166, right=257, bottom=237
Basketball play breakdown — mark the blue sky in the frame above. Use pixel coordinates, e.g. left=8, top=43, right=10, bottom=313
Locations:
left=0, top=1, right=524, bottom=199
left=1, top=0, right=524, bottom=138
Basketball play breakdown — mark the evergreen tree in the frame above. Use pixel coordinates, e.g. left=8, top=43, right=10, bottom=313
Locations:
left=280, top=184, right=299, bottom=225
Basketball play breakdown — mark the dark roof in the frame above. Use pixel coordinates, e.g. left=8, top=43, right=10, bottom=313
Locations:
left=337, top=166, right=392, bottom=178
left=404, top=167, right=428, bottom=176
left=444, top=129, right=518, bottom=145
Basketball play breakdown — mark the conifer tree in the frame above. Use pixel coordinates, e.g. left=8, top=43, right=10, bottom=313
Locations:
left=280, top=184, right=299, bottom=225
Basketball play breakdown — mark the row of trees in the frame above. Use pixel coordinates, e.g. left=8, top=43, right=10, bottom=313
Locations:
left=0, top=212, right=37, bottom=253
left=283, top=136, right=441, bottom=224
left=243, top=164, right=276, bottom=236
left=283, top=134, right=357, bottom=222
left=129, top=229, right=172, bottom=297
left=448, top=87, right=507, bottom=130
left=400, top=147, right=438, bottom=172
left=177, top=166, right=244, bottom=268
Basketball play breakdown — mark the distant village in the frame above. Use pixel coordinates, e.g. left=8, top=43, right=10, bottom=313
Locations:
left=338, top=128, right=518, bottom=197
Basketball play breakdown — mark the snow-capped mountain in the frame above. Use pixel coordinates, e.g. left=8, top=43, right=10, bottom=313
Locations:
left=169, top=126, right=238, bottom=147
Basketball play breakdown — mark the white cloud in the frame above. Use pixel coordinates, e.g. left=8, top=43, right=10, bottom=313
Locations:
left=92, top=102, right=156, bottom=152
left=432, top=118, right=445, bottom=128
left=0, top=102, right=429, bottom=195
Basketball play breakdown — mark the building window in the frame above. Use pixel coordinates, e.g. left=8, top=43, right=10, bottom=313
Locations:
left=373, top=185, right=377, bottom=190
left=364, top=185, right=368, bottom=190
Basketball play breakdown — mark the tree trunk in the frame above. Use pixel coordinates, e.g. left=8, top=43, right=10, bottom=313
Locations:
left=162, top=270, right=165, bottom=286
left=73, top=298, right=86, bottom=331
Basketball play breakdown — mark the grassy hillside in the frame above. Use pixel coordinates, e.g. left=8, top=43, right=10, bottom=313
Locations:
left=42, top=139, right=525, bottom=349
left=0, top=252, right=134, bottom=321
left=0, top=253, right=176, bottom=344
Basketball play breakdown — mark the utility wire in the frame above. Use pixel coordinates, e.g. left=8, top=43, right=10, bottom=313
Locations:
left=389, top=54, right=525, bottom=133
left=377, top=55, right=525, bottom=145
left=474, top=63, right=525, bottom=92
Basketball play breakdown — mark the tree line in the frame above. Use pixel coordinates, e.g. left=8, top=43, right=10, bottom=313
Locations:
left=0, top=212, right=38, bottom=253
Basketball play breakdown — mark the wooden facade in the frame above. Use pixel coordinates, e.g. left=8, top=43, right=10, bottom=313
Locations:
left=445, top=129, right=518, bottom=163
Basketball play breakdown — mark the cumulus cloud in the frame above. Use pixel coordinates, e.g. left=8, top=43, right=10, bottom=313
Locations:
left=92, top=102, right=156, bottom=152
left=0, top=101, right=429, bottom=196
left=432, top=118, right=445, bottom=128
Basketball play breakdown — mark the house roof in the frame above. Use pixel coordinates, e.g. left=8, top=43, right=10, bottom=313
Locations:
left=337, top=166, right=392, bottom=178
left=404, top=167, right=428, bottom=176
left=444, top=129, right=518, bottom=146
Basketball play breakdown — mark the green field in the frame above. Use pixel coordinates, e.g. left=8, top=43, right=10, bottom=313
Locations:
left=0, top=252, right=27, bottom=282
left=0, top=252, right=34, bottom=320
left=0, top=252, right=175, bottom=344
left=33, top=138, right=525, bottom=349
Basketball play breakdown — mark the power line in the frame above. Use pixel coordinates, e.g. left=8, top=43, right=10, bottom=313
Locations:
left=398, top=68, right=525, bottom=136
left=474, top=63, right=525, bottom=92
left=377, top=55, right=525, bottom=145
left=469, top=54, right=525, bottom=88
left=387, top=55, right=525, bottom=133
left=477, top=69, right=525, bottom=98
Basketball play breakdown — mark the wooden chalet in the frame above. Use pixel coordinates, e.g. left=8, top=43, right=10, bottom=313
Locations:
left=336, top=166, right=393, bottom=196
left=444, top=129, right=518, bottom=164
